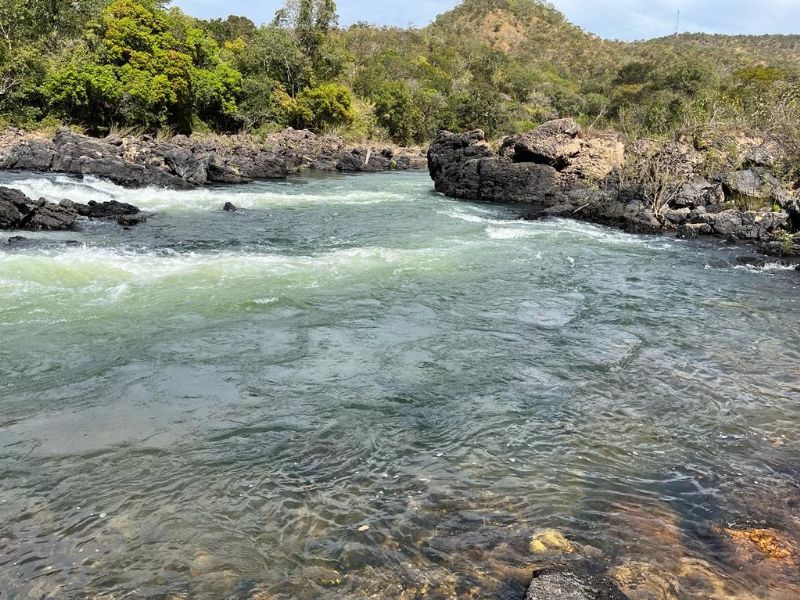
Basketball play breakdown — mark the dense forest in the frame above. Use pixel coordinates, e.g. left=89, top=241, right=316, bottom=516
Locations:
left=0, top=0, right=798, bottom=148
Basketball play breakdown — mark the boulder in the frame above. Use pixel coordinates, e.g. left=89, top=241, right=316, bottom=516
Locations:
left=0, top=186, right=76, bottom=230
left=702, top=209, right=789, bottom=239
left=0, top=187, right=26, bottom=227
left=82, top=200, right=140, bottom=219
left=232, top=151, right=289, bottom=179
left=117, top=213, right=147, bottom=226
left=744, top=141, right=783, bottom=170
left=0, top=139, right=56, bottom=171
left=774, top=189, right=800, bottom=230
left=163, top=146, right=208, bottom=184
left=719, top=168, right=779, bottom=201
left=26, top=201, right=77, bottom=230
left=563, top=134, right=625, bottom=181
left=500, top=119, right=623, bottom=181
left=501, top=118, right=582, bottom=167
left=223, top=202, right=237, bottom=212
left=206, top=156, right=251, bottom=184
left=427, top=130, right=493, bottom=199
left=336, top=148, right=394, bottom=172
left=672, top=178, right=725, bottom=208
left=665, top=208, right=691, bottom=225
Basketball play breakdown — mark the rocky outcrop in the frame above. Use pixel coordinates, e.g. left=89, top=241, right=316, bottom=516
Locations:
left=0, top=187, right=77, bottom=230
left=0, top=186, right=143, bottom=231
left=428, top=119, right=798, bottom=254
left=500, top=118, right=624, bottom=181
left=0, top=127, right=428, bottom=189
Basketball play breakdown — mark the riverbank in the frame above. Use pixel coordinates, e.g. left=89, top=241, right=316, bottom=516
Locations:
left=0, top=127, right=428, bottom=189
left=428, top=120, right=800, bottom=259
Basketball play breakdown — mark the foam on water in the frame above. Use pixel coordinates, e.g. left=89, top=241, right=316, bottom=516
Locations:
left=442, top=207, right=666, bottom=247
left=3, top=174, right=411, bottom=211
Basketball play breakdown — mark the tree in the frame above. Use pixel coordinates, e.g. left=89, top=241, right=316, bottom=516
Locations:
left=237, top=26, right=311, bottom=97
left=372, top=80, right=423, bottom=145
left=273, top=0, right=338, bottom=57
left=206, top=15, right=256, bottom=44
left=295, top=83, right=353, bottom=131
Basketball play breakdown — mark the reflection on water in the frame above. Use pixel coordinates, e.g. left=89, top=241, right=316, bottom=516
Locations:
left=0, top=172, right=799, bottom=599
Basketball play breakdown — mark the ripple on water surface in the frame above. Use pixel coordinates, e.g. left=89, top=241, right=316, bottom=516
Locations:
left=0, top=171, right=799, bottom=599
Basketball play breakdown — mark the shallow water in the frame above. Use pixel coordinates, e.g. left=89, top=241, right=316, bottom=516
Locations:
left=0, top=171, right=799, bottom=599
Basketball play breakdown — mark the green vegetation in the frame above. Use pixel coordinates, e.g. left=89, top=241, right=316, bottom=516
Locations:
left=1, top=0, right=799, bottom=161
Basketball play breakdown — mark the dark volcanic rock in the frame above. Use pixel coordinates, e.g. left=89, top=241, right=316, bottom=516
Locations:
left=206, top=156, right=251, bottom=184
left=26, top=201, right=77, bottom=230
left=427, top=129, right=493, bottom=199
left=223, top=202, right=237, bottom=212
left=701, top=209, right=788, bottom=239
left=336, top=148, right=394, bottom=172
left=0, top=139, right=56, bottom=171
left=52, top=129, right=193, bottom=189
left=500, top=118, right=582, bottom=167
left=0, top=188, right=24, bottom=228
left=0, top=186, right=76, bottom=230
left=0, top=127, right=424, bottom=188
left=526, top=569, right=628, bottom=600
left=163, top=146, right=208, bottom=185
left=428, top=120, right=798, bottom=255
left=83, top=200, right=140, bottom=219
left=673, top=178, right=725, bottom=208
left=0, top=186, right=146, bottom=230
left=117, top=213, right=147, bottom=226
left=719, top=168, right=778, bottom=201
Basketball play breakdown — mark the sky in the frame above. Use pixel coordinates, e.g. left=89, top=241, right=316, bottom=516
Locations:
left=172, top=0, right=800, bottom=41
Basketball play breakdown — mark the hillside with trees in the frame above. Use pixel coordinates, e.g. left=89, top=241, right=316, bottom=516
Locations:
left=0, top=0, right=798, bottom=156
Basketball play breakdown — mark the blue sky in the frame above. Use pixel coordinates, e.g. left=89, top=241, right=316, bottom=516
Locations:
left=173, top=0, right=800, bottom=41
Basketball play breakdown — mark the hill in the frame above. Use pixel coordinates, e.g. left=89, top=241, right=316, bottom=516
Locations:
left=0, top=0, right=798, bottom=156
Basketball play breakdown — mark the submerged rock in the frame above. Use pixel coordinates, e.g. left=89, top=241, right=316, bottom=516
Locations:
left=735, top=256, right=767, bottom=268
left=526, top=569, right=629, bottom=600
left=529, top=528, right=575, bottom=554
left=117, top=213, right=147, bottom=226
left=717, top=526, right=796, bottom=561
left=223, top=201, right=237, bottom=212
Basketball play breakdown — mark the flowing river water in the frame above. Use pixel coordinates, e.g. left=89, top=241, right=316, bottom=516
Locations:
left=0, top=171, right=799, bottom=599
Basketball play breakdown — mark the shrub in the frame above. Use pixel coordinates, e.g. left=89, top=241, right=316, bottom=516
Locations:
left=295, top=83, right=354, bottom=131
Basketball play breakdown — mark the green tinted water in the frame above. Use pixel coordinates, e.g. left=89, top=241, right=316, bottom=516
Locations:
left=1, top=172, right=799, bottom=598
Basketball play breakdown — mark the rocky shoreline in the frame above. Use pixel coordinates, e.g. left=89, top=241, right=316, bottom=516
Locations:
left=0, top=126, right=428, bottom=234
left=0, top=127, right=427, bottom=189
left=428, top=119, right=800, bottom=260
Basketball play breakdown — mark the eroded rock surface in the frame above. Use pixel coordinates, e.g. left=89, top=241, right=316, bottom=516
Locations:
left=0, top=186, right=144, bottom=231
left=0, top=127, right=428, bottom=189
left=428, top=119, right=798, bottom=254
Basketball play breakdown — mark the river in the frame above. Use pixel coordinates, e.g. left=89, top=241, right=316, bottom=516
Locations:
left=1, top=171, right=799, bottom=599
